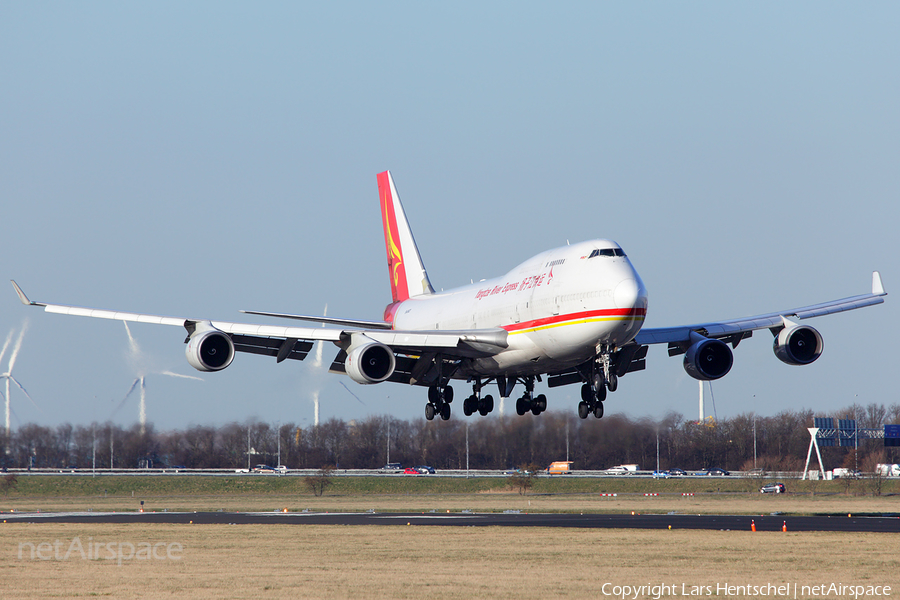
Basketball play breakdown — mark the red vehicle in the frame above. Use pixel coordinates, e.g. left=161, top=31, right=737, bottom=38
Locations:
left=404, top=468, right=420, bottom=474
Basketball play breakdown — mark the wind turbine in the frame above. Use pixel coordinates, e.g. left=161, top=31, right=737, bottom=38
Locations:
left=0, top=321, right=38, bottom=437
left=698, top=380, right=718, bottom=425
left=307, top=305, right=328, bottom=427
left=112, top=322, right=202, bottom=435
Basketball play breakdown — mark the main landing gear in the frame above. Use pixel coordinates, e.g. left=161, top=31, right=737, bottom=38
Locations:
left=462, top=379, right=494, bottom=417
left=515, top=377, right=547, bottom=416
left=426, top=378, right=500, bottom=421
left=425, top=385, right=453, bottom=421
left=424, top=376, right=552, bottom=421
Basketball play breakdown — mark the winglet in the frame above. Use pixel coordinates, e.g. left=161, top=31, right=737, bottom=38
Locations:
left=872, top=271, right=885, bottom=296
left=10, top=280, right=44, bottom=307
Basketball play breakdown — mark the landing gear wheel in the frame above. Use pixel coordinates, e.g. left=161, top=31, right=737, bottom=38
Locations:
left=425, top=403, right=436, bottom=421
left=443, top=386, right=454, bottom=403
left=428, top=386, right=440, bottom=404
left=440, top=402, right=451, bottom=421
left=479, top=395, right=494, bottom=416
left=592, top=373, right=603, bottom=393
left=578, top=401, right=590, bottom=419
left=581, top=384, right=593, bottom=403
left=607, top=373, right=618, bottom=392
left=596, top=384, right=607, bottom=403
left=463, top=395, right=475, bottom=416
left=516, top=397, right=530, bottom=416
left=530, top=402, right=541, bottom=416
left=593, top=403, right=604, bottom=419
left=535, top=394, right=547, bottom=413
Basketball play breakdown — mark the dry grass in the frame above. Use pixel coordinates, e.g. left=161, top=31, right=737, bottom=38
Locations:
left=1, top=479, right=896, bottom=598
left=1, top=523, right=897, bottom=599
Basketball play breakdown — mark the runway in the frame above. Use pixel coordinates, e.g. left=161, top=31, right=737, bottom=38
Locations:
left=4, top=510, right=898, bottom=532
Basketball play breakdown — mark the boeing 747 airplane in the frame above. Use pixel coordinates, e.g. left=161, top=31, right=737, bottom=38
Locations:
left=12, top=171, right=887, bottom=421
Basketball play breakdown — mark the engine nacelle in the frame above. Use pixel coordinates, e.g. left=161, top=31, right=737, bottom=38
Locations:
left=345, top=337, right=395, bottom=384
left=683, top=335, right=733, bottom=381
left=773, top=324, right=823, bottom=365
left=186, top=328, right=235, bottom=372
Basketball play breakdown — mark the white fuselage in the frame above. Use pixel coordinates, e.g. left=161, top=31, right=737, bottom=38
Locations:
left=390, top=240, right=648, bottom=378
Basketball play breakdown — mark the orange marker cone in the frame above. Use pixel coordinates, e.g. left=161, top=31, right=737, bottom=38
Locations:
left=751, top=520, right=756, bottom=532
left=782, top=521, right=787, bottom=532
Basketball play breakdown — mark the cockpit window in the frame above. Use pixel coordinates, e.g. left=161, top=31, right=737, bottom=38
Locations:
left=589, top=248, right=626, bottom=258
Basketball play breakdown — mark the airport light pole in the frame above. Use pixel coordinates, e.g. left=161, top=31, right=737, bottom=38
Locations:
left=656, top=429, right=660, bottom=473
left=753, top=401, right=757, bottom=471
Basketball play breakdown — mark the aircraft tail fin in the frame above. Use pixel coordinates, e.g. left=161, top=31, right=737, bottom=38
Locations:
left=377, top=171, right=434, bottom=303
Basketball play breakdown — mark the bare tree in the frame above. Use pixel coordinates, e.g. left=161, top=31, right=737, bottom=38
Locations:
left=304, top=465, right=335, bottom=497
left=507, top=463, right=540, bottom=495
left=862, top=449, right=887, bottom=497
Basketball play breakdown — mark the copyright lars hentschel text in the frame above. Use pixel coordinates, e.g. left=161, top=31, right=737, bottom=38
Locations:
left=600, top=583, right=892, bottom=599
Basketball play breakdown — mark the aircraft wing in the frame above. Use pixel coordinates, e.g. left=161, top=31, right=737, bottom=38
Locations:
left=634, top=271, right=886, bottom=347
left=10, top=281, right=507, bottom=363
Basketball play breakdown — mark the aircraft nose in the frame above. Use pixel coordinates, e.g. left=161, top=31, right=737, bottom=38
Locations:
left=614, top=276, right=648, bottom=311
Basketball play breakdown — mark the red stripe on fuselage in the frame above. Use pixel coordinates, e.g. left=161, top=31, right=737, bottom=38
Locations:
left=501, top=307, right=646, bottom=334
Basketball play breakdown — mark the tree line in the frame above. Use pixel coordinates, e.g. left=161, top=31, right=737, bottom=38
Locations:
left=2, top=402, right=898, bottom=472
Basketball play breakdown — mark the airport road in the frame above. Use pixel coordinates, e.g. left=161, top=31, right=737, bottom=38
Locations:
left=3, top=511, right=898, bottom=532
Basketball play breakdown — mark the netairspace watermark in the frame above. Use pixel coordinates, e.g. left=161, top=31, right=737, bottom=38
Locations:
left=599, top=583, right=893, bottom=599
left=17, top=537, right=183, bottom=566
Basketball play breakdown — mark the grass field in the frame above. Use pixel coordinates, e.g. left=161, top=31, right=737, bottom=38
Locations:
left=1, top=524, right=897, bottom=599
left=2, top=475, right=897, bottom=515
left=1, top=476, right=898, bottom=599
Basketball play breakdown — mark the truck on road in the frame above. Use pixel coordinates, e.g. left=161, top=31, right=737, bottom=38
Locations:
left=876, top=463, right=900, bottom=477
left=546, top=461, right=573, bottom=475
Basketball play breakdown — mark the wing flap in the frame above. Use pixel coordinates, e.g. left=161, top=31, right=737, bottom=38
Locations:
left=231, top=335, right=314, bottom=362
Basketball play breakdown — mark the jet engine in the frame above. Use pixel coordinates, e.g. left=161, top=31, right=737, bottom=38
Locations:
left=186, top=327, right=235, bottom=372
left=345, top=337, right=395, bottom=384
left=683, top=334, right=733, bottom=381
left=773, top=324, right=823, bottom=365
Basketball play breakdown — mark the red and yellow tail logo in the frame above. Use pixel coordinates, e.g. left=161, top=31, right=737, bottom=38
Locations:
left=378, top=171, right=409, bottom=302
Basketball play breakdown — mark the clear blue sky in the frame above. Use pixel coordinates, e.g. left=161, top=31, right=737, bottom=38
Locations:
left=2, top=2, right=897, bottom=431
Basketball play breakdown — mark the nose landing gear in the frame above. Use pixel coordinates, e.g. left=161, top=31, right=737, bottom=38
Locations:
left=577, top=347, right=619, bottom=419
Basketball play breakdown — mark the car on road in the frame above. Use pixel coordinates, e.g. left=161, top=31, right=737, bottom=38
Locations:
left=252, top=464, right=276, bottom=473
left=665, top=468, right=687, bottom=477
left=380, top=463, right=402, bottom=472
left=403, top=467, right=421, bottom=475
left=603, top=464, right=637, bottom=475
left=760, top=482, right=786, bottom=494
left=700, top=467, right=730, bottom=476
left=414, top=466, right=435, bottom=474
left=832, top=468, right=861, bottom=479
left=274, top=465, right=288, bottom=474
left=503, top=468, right=534, bottom=476
left=652, top=470, right=668, bottom=479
